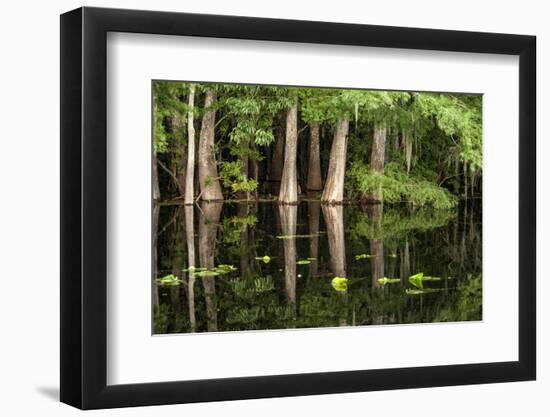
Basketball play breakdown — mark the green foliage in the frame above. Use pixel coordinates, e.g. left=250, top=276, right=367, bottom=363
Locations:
left=347, top=205, right=455, bottom=242
left=221, top=214, right=258, bottom=244
left=348, top=162, right=458, bottom=209
left=219, top=160, right=258, bottom=194
left=414, top=93, right=482, bottom=170
left=434, top=275, right=482, bottom=322
left=152, top=81, right=190, bottom=154
left=222, top=84, right=291, bottom=147
left=153, top=80, right=482, bottom=202
left=455, top=275, right=482, bottom=320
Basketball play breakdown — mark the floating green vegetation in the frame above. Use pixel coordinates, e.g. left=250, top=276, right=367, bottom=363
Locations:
left=156, top=274, right=182, bottom=286
left=193, top=270, right=220, bottom=277
left=182, top=266, right=207, bottom=272
left=276, top=233, right=324, bottom=240
left=255, top=255, right=272, bottom=264
left=355, top=253, right=375, bottom=260
left=297, top=259, right=312, bottom=265
left=423, top=276, right=441, bottom=282
left=408, top=272, right=442, bottom=288
left=408, top=272, right=424, bottom=289
left=331, top=277, right=348, bottom=292
left=405, top=288, right=441, bottom=295
left=213, top=264, right=238, bottom=274
left=378, top=277, right=401, bottom=285
left=405, top=289, right=425, bottom=295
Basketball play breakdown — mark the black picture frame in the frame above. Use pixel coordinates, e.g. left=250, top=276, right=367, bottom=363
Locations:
left=60, top=6, right=536, bottom=410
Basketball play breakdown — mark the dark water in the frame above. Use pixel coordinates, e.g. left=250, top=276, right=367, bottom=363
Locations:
left=153, top=200, right=482, bottom=334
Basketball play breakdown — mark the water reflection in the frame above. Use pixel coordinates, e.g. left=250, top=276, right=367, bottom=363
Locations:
left=154, top=200, right=482, bottom=334
left=279, top=204, right=297, bottom=309
left=198, top=201, right=222, bottom=331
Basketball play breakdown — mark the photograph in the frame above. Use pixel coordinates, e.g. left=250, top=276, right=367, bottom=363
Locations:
left=152, top=81, right=483, bottom=334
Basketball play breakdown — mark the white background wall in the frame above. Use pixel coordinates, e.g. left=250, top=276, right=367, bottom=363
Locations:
left=0, top=0, right=546, bottom=415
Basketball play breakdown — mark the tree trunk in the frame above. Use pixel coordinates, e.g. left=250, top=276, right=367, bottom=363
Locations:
left=184, top=84, right=196, bottom=205
left=176, top=122, right=187, bottom=197
left=307, top=122, right=322, bottom=191
left=238, top=202, right=251, bottom=276
left=366, top=124, right=387, bottom=202
left=184, top=205, right=196, bottom=331
left=278, top=101, right=299, bottom=204
left=321, top=119, right=349, bottom=203
left=322, top=204, right=346, bottom=278
left=198, top=89, right=223, bottom=201
left=152, top=203, right=160, bottom=312
left=400, top=239, right=410, bottom=285
left=198, top=201, right=223, bottom=332
left=307, top=200, right=321, bottom=278
left=152, top=154, right=161, bottom=202
left=278, top=204, right=297, bottom=308
left=403, top=130, right=413, bottom=174
left=366, top=204, right=384, bottom=288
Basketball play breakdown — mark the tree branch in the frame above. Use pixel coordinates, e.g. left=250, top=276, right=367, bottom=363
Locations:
left=157, top=159, right=181, bottom=189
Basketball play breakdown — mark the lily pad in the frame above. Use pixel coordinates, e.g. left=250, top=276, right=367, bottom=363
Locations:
left=193, top=270, right=220, bottom=277
left=355, top=253, right=375, bottom=260
left=378, top=277, right=401, bottom=285
left=276, top=234, right=321, bottom=240
left=405, top=288, right=441, bottom=295
left=156, top=274, right=182, bottom=286
left=408, top=272, right=424, bottom=289
left=422, top=276, right=441, bottom=282
left=182, top=266, right=207, bottom=273
left=297, top=259, right=311, bottom=265
left=405, top=288, right=425, bottom=295
left=255, top=255, right=271, bottom=264
left=212, top=264, right=237, bottom=274
left=331, top=277, right=348, bottom=292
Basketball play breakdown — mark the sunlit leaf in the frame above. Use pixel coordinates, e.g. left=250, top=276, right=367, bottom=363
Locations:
left=156, top=274, right=182, bottom=286
left=378, top=277, right=401, bottom=285
left=331, top=277, right=348, bottom=292
left=408, top=272, right=424, bottom=289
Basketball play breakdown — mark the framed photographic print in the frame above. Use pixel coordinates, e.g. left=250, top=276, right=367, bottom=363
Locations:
left=60, top=6, right=536, bottom=410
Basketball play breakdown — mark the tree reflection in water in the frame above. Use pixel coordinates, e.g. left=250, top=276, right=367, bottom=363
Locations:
left=154, top=200, right=482, bottom=334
